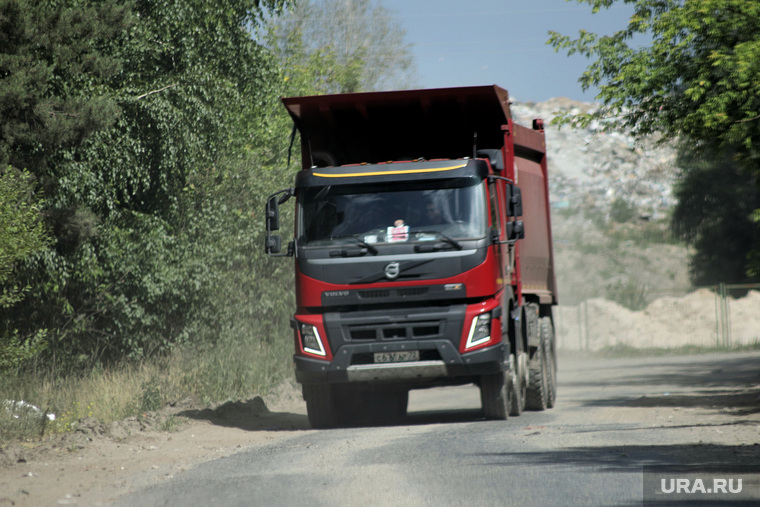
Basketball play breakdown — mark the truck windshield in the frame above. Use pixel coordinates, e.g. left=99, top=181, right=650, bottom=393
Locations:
left=298, top=180, right=487, bottom=247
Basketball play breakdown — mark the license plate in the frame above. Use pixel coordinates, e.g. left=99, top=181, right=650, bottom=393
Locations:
left=374, top=350, right=420, bottom=363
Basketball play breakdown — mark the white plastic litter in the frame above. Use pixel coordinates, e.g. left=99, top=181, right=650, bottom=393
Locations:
left=3, top=400, right=56, bottom=421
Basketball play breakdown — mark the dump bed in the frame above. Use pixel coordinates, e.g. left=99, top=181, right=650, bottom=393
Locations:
left=283, top=85, right=513, bottom=167
left=515, top=145, right=557, bottom=305
left=282, top=85, right=556, bottom=304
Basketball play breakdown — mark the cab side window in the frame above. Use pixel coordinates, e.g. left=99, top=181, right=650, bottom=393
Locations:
left=488, top=181, right=502, bottom=238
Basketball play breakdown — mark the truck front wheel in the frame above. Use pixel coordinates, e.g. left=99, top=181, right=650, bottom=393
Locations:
left=480, top=371, right=511, bottom=420
left=372, top=390, right=408, bottom=425
left=302, top=384, right=336, bottom=429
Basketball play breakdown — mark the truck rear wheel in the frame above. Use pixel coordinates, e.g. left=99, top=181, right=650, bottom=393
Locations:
left=541, top=316, right=557, bottom=408
left=509, top=347, right=527, bottom=416
left=302, top=384, right=336, bottom=429
left=525, top=337, right=549, bottom=411
left=480, top=371, right=510, bottom=420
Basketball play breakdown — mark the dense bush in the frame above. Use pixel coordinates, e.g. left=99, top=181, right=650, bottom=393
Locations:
left=0, top=0, right=293, bottom=369
left=0, top=0, right=417, bottom=375
left=0, top=168, right=51, bottom=369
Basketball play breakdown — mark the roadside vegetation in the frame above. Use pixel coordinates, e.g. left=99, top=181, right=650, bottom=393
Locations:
left=0, top=0, right=415, bottom=445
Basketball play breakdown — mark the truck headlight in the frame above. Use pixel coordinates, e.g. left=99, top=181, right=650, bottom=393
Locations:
left=300, top=324, right=326, bottom=356
left=465, top=313, right=492, bottom=350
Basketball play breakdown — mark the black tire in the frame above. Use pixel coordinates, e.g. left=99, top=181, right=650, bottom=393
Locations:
left=541, top=316, right=557, bottom=408
left=388, top=390, right=409, bottom=420
left=480, top=371, right=510, bottom=420
left=302, top=384, right=335, bottom=429
left=525, top=337, right=549, bottom=411
left=373, top=390, right=408, bottom=425
left=332, top=387, right=361, bottom=427
left=509, top=349, right=527, bottom=416
left=332, top=388, right=408, bottom=427
left=545, top=342, right=556, bottom=409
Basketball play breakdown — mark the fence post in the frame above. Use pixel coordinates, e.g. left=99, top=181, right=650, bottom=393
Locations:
left=584, top=301, right=590, bottom=350
left=714, top=283, right=732, bottom=348
left=714, top=285, right=720, bottom=347
left=720, top=283, right=725, bottom=347
left=723, top=284, right=732, bottom=347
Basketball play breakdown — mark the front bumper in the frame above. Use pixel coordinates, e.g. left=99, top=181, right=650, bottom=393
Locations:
left=294, top=339, right=509, bottom=385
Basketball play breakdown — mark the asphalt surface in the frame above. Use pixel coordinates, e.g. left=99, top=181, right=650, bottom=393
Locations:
left=115, top=351, right=760, bottom=506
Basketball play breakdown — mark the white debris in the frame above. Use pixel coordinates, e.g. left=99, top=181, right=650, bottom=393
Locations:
left=3, top=400, right=56, bottom=421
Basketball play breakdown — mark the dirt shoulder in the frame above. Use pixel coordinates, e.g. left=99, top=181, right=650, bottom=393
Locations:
left=2, top=354, right=760, bottom=506
left=0, top=381, right=310, bottom=507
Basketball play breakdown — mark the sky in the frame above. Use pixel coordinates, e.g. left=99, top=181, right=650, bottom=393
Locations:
left=381, top=0, right=636, bottom=103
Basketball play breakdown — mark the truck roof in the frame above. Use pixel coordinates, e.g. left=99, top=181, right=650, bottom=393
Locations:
left=282, top=85, right=514, bottom=169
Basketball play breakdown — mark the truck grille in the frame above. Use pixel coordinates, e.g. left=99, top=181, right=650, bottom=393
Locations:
left=356, top=287, right=429, bottom=300
left=322, top=304, right=466, bottom=356
left=357, top=289, right=391, bottom=299
left=349, top=321, right=441, bottom=341
left=397, top=287, right=428, bottom=297
left=320, top=284, right=463, bottom=307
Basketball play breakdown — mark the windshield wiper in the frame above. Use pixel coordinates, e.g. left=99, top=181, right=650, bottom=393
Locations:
left=328, top=236, right=379, bottom=256
left=414, top=231, right=463, bottom=251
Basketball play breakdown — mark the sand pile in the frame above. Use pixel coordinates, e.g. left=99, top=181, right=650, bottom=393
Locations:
left=555, top=289, right=760, bottom=350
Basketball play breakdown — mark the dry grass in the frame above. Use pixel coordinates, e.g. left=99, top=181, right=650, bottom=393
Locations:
left=0, top=329, right=294, bottom=445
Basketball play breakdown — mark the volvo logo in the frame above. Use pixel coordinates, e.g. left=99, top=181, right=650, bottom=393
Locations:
left=323, top=290, right=349, bottom=297
left=384, top=262, right=401, bottom=280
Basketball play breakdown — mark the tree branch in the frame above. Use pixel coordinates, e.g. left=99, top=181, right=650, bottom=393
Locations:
left=736, top=114, right=760, bottom=124
left=136, top=83, right=178, bottom=100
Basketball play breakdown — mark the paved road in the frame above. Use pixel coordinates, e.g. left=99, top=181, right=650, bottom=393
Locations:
left=116, top=351, right=760, bottom=506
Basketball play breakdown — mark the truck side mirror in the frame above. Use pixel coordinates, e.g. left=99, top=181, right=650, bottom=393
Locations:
left=506, top=185, right=523, bottom=217
left=266, top=195, right=280, bottom=231
left=265, top=188, right=294, bottom=257
left=506, top=220, right=524, bottom=241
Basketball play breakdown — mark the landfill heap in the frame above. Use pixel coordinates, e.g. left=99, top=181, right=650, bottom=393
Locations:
left=512, top=98, right=677, bottom=220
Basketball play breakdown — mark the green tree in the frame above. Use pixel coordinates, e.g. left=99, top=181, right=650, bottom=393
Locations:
left=548, top=1, right=760, bottom=168
left=267, top=0, right=417, bottom=95
left=0, top=168, right=49, bottom=304
left=0, top=0, right=128, bottom=178
left=1, top=0, right=293, bottom=367
left=0, top=167, right=51, bottom=368
left=671, top=143, right=760, bottom=287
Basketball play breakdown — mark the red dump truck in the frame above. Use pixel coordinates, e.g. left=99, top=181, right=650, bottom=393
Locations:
left=265, top=85, right=557, bottom=428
